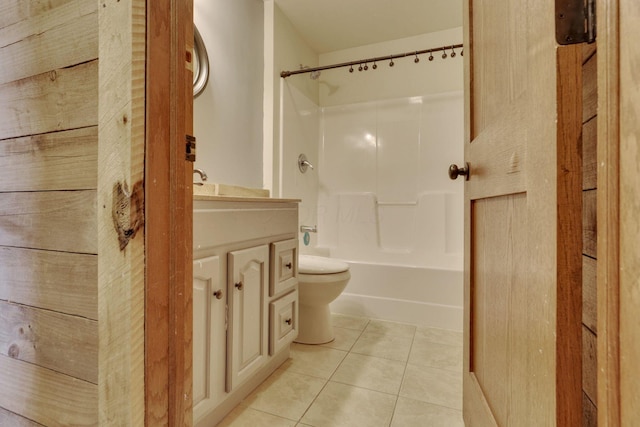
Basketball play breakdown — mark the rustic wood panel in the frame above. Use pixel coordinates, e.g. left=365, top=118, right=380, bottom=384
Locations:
left=98, top=0, right=146, bottom=424
left=0, top=0, right=79, bottom=30
left=0, top=301, right=97, bottom=383
left=583, top=189, right=597, bottom=258
left=582, top=255, right=597, bottom=333
left=0, top=247, right=97, bottom=320
left=0, top=190, right=96, bottom=254
left=0, top=355, right=97, bottom=426
left=582, top=118, right=597, bottom=190
left=0, top=60, right=98, bottom=141
left=0, top=407, right=43, bottom=427
left=471, top=194, right=529, bottom=426
left=582, top=326, right=598, bottom=404
left=583, top=392, right=597, bottom=427
left=0, top=3, right=97, bottom=86
left=0, top=127, right=97, bottom=192
left=582, top=53, right=597, bottom=123
left=582, top=43, right=597, bottom=64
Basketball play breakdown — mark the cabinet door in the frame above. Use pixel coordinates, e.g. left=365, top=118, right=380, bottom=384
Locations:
left=227, top=245, right=269, bottom=392
left=193, top=256, right=226, bottom=420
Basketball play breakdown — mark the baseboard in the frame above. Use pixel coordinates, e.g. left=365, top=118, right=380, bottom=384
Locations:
left=331, top=293, right=462, bottom=331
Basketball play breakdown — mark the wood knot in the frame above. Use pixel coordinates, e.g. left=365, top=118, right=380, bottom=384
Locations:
left=112, top=180, right=144, bottom=250
left=8, top=344, right=19, bottom=358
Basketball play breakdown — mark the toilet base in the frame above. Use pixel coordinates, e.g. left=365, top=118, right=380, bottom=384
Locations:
left=294, top=304, right=335, bottom=344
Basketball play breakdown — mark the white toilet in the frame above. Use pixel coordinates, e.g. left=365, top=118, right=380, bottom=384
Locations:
left=295, top=255, right=351, bottom=344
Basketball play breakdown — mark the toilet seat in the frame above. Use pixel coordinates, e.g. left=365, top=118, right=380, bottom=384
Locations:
left=299, top=255, right=349, bottom=274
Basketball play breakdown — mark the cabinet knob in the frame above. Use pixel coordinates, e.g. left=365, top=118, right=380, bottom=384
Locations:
left=213, top=290, right=223, bottom=299
left=285, top=318, right=292, bottom=325
left=234, top=282, right=243, bottom=291
left=285, top=262, right=292, bottom=269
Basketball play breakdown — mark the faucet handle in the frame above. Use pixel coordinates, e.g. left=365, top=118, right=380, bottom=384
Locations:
left=298, top=154, right=314, bottom=173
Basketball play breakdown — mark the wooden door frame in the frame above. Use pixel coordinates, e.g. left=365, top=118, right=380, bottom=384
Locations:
left=146, top=0, right=194, bottom=425
left=596, top=0, right=619, bottom=424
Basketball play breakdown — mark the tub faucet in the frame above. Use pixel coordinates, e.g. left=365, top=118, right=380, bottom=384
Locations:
left=193, top=168, right=208, bottom=184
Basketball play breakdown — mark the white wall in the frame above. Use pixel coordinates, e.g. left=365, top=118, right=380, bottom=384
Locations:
left=263, top=1, right=319, bottom=194
left=193, top=0, right=264, bottom=188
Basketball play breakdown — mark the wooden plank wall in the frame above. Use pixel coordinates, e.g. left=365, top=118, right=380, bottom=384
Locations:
left=98, top=0, right=146, bottom=424
left=0, top=0, right=99, bottom=425
left=582, top=41, right=598, bottom=427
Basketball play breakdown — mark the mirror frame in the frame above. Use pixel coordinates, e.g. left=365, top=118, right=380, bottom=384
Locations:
left=193, top=25, right=209, bottom=98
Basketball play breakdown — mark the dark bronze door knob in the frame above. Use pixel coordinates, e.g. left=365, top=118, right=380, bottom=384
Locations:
left=448, top=163, right=470, bottom=181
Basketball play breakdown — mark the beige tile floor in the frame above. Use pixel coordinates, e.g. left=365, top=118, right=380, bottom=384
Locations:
left=217, top=314, right=464, bottom=427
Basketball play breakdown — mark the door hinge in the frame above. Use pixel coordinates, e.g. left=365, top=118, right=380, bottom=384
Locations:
left=556, top=0, right=596, bottom=45
left=186, top=134, right=196, bottom=162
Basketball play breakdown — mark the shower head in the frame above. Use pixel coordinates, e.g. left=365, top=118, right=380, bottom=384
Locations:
left=299, top=64, right=321, bottom=80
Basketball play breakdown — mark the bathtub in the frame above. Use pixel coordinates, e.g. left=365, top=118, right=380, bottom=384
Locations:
left=329, top=259, right=463, bottom=331
left=301, top=191, right=463, bottom=331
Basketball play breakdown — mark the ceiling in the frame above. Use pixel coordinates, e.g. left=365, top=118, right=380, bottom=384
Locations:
left=274, top=0, right=463, bottom=54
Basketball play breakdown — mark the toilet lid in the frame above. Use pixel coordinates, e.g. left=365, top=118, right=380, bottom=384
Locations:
left=298, top=255, right=349, bottom=274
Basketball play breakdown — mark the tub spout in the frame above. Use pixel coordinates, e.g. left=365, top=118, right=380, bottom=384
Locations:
left=193, top=168, right=208, bottom=184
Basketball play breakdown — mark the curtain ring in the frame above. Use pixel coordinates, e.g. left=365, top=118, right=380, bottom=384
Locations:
left=372, top=60, right=378, bottom=69
left=441, top=48, right=447, bottom=59
left=389, top=56, right=394, bottom=67
left=349, top=65, right=354, bottom=73
left=414, top=51, right=420, bottom=63
left=450, top=46, right=456, bottom=58
left=428, top=51, right=434, bottom=61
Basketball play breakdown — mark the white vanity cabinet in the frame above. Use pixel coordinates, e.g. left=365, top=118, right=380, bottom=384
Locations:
left=192, top=197, right=299, bottom=427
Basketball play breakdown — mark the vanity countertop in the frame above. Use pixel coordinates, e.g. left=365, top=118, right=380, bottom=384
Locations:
left=193, top=183, right=299, bottom=203
left=194, top=195, right=300, bottom=203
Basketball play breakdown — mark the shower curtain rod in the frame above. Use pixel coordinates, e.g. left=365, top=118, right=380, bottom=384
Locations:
left=280, top=43, right=463, bottom=78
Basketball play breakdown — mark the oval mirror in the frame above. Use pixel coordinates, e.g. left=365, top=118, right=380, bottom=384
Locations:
left=193, top=25, right=209, bottom=98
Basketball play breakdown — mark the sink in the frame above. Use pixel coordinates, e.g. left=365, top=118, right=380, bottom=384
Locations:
left=193, top=183, right=270, bottom=198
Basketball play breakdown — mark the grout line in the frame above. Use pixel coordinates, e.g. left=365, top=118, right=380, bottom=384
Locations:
left=296, top=376, right=331, bottom=423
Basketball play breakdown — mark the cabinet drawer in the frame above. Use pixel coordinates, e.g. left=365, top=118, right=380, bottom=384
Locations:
left=270, top=239, right=298, bottom=297
left=269, top=290, right=298, bottom=355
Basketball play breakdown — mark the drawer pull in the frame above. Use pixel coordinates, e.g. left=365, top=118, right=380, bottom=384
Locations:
left=285, top=318, right=292, bottom=325
left=285, top=262, right=292, bottom=269
left=235, top=282, right=243, bottom=291
left=213, top=289, right=223, bottom=299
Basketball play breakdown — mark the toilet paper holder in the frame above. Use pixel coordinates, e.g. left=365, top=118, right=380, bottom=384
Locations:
left=300, top=225, right=317, bottom=233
